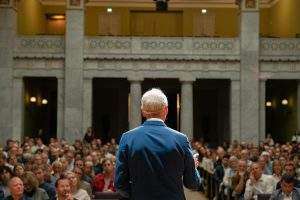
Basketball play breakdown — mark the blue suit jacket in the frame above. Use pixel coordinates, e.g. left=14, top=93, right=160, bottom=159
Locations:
left=115, top=120, right=200, bottom=200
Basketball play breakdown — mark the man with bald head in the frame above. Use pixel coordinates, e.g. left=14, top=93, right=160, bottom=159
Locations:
left=115, top=88, right=200, bottom=200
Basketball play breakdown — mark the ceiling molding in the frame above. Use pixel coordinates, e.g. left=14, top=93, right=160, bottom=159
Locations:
left=39, top=0, right=280, bottom=8
left=39, top=0, right=237, bottom=8
left=39, top=0, right=65, bottom=6
left=260, top=0, right=280, bottom=8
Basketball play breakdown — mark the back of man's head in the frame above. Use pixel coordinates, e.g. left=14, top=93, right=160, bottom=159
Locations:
left=141, top=88, right=168, bottom=118
left=281, top=174, right=295, bottom=184
left=281, top=174, right=295, bottom=194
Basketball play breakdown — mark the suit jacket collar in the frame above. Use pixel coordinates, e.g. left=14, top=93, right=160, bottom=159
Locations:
left=142, top=120, right=166, bottom=127
left=277, top=188, right=300, bottom=200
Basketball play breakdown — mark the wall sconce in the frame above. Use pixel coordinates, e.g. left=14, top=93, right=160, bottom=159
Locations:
left=266, top=101, right=272, bottom=107
left=30, top=97, right=37, bottom=103
left=107, top=7, right=112, bottom=13
left=46, top=14, right=66, bottom=20
left=281, top=99, right=288, bottom=106
left=201, top=9, right=207, bottom=14
left=42, top=99, right=48, bottom=105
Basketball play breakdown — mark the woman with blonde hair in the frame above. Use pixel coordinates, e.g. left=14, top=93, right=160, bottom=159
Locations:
left=65, top=171, right=90, bottom=200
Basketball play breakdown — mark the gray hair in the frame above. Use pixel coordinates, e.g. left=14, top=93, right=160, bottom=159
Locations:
left=141, top=88, right=168, bottom=116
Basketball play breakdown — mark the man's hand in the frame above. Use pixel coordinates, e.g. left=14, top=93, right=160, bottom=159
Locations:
left=249, top=172, right=256, bottom=186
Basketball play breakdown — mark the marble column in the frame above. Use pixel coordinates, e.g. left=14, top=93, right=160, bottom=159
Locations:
left=12, top=78, right=24, bottom=142
left=83, top=78, right=93, bottom=133
left=259, top=80, right=266, bottom=143
left=240, top=0, right=260, bottom=144
left=297, top=81, right=300, bottom=133
left=64, top=0, right=85, bottom=142
left=129, top=79, right=143, bottom=129
left=180, top=80, right=194, bottom=140
left=230, top=80, right=241, bottom=142
left=0, top=1, right=17, bottom=145
left=57, top=78, right=64, bottom=139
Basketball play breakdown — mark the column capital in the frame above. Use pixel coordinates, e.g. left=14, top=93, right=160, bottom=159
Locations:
left=67, top=0, right=85, bottom=10
left=259, top=78, right=267, bottom=82
left=230, top=77, right=240, bottom=81
left=128, top=77, right=144, bottom=83
left=240, top=0, right=259, bottom=12
left=179, top=77, right=196, bottom=83
left=0, top=0, right=18, bottom=10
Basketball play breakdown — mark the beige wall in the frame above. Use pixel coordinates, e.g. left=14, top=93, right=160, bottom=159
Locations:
left=85, top=7, right=238, bottom=37
left=18, top=0, right=300, bottom=37
left=18, top=0, right=45, bottom=35
left=85, top=7, right=131, bottom=36
left=17, top=1, right=238, bottom=37
left=260, top=0, right=300, bottom=37
left=18, top=0, right=65, bottom=35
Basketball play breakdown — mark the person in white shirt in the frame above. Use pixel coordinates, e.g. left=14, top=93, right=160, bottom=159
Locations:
left=244, top=162, right=275, bottom=200
left=65, top=171, right=90, bottom=200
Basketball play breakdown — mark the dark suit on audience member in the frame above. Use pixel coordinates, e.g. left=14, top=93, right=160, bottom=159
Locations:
left=115, top=119, right=200, bottom=200
left=270, top=188, right=300, bottom=200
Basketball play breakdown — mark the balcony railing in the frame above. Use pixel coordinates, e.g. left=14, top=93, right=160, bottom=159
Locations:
left=14, top=36, right=65, bottom=58
left=13, top=36, right=239, bottom=60
left=260, top=38, right=300, bottom=61
left=84, top=37, right=240, bottom=60
left=14, top=36, right=300, bottom=61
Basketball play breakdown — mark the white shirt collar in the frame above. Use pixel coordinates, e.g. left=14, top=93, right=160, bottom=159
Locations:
left=147, top=118, right=164, bottom=122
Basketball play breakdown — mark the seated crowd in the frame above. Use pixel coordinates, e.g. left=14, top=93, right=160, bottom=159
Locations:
left=0, top=128, right=118, bottom=200
left=193, top=134, right=300, bottom=200
left=1, top=129, right=300, bottom=200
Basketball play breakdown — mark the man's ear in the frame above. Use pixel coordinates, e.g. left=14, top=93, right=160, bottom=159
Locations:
left=163, top=106, right=168, bottom=117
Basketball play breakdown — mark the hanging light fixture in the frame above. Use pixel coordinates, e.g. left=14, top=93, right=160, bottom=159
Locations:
left=107, top=7, right=112, bottom=13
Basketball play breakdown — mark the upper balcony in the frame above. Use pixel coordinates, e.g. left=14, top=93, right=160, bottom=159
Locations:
left=14, top=36, right=240, bottom=61
left=13, top=0, right=300, bottom=61
left=14, top=35, right=300, bottom=62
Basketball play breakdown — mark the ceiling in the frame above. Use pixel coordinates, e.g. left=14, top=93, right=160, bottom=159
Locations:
left=39, top=0, right=280, bottom=8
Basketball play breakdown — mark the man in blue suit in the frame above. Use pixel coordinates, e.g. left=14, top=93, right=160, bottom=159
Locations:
left=115, top=88, right=200, bottom=200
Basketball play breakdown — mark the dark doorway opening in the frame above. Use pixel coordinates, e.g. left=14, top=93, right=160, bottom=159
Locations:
left=142, top=79, right=180, bottom=130
left=24, top=77, right=57, bottom=143
left=266, top=80, right=298, bottom=142
left=193, top=79, right=230, bottom=147
left=93, top=78, right=129, bottom=143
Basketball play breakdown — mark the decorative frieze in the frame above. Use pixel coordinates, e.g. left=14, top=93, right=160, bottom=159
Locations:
left=14, top=36, right=65, bottom=58
left=14, top=59, right=65, bottom=69
left=85, top=37, right=131, bottom=55
left=85, top=60, right=240, bottom=72
left=192, top=39, right=235, bottom=51
left=260, top=62, right=300, bottom=72
left=260, top=38, right=300, bottom=61
left=85, top=37, right=240, bottom=60
left=14, top=36, right=300, bottom=62
left=141, top=40, right=183, bottom=50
